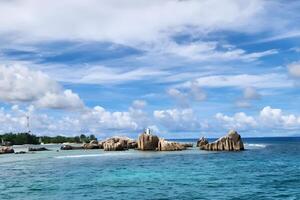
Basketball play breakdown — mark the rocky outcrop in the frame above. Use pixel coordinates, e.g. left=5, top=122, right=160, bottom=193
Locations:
left=103, top=140, right=126, bottom=151
left=28, top=147, right=49, bottom=151
left=157, top=139, right=186, bottom=151
left=98, top=141, right=104, bottom=149
left=197, top=137, right=208, bottom=147
left=60, top=145, right=84, bottom=150
left=198, top=130, right=244, bottom=151
left=0, top=146, right=14, bottom=154
left=182, top=143, right=193, bottom=148
left=137, top=133, right=159, bottom=151
left=102, top=137, right=137, bottom=151
left=127, top=140, right=138, bottom=149
left=83, top=140, right=100, bottom=149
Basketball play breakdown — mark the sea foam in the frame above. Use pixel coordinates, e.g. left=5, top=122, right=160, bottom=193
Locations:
left=245, top=143, right=267, bottom=149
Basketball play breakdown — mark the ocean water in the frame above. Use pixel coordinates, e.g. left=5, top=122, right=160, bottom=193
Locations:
left=1, top=137, right=300, bottom=200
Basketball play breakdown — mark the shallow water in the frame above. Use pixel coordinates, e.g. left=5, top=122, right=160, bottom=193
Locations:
left=1, top=137, right=300, bottom=200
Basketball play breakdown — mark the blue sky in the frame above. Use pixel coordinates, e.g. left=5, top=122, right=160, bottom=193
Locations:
left=1, top=0, right=300, bottom=138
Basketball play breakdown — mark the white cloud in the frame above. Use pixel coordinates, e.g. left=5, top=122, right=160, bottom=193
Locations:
left=254, top=30, right=300, bottom=44
left=47, top=65, right=168, bottom=85
left=151, top=41, right=277, bottom=62
left=0, top=101, right=152, bottom=136
left=167, top=82, right=206, bottom=106
left=182, top=73, right=292, bottom=89
left=80, top=106, right=139, bottom=131
left=216, top=106, right=300, bottom=132
left=0, top=0, right=268, bottom=44
left=216, top=112, right=257, bottom=130
left=132, top=100, right=147, bottom=109
left=153, top=108, right=202, bottom=131
left=167, top=88, right=189, bottom=107
left=0, top=64, right=84, bottom=110
left=35, top=90, right=84, bottom=110
left=2, top=104, right=300, bottom=136
left=287, top=62, right=300, bottom=78
left=0, top=64, right=58, bottom=102
left=259, top=106, right=300, bottom=129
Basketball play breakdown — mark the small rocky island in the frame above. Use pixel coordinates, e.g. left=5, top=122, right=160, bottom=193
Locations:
left=197, top=130, right=244, bottom=151
left=1, top=129, right=245, bottom=154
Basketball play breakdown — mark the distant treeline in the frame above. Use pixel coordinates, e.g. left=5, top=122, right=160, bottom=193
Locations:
left=0, top=132, right=97, bottom=145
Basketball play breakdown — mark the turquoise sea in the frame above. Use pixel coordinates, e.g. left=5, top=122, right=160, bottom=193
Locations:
left=1, top=137, right=300, bottom=200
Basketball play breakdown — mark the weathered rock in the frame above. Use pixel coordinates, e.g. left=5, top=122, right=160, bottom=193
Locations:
left=182, top=143, right=193, bottom=148
left=137, top=133, right=159, bottom=151
left=83, top=140, right=100, bottom=149
left=127, top=139, right=138, bottom=149
left=89, top=140, right=98, bottom=145
left=60, top=145, right=84, bottom=150
left=103, top=141, right=126, bottom=151
left=0, top=146, right=14, bottom=154
left=102, top=136, right=136, bottom=151
left=28, top=147, right=49, bottom=151
left=157, top=139, right=186, bottom=151
left=199, top=130, right=244, bottom=151
left=197, top=137, right=209, bottom=148
left=98, top=141, right=104, bottom=149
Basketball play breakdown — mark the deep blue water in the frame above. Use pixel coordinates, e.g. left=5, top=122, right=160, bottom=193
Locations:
left=1, top=137, right=300, bottom=200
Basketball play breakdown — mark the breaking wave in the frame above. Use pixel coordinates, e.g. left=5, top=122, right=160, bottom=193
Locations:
left=245, top=143, right=267, bottom=149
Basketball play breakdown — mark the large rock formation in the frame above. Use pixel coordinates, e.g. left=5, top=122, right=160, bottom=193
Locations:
left=0, top=146, right=14, bottom=154
left=157, top=139, right=186, bottom=151
left=102, top=137, right=137, bottom=151
left=137, top=133, right=159, bottom=151
left=198, top=130, right=244, bottom=151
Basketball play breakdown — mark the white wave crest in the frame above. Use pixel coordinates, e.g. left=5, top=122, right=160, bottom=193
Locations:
left=55, top=154, right=103, bottom=159
left=54, top=152, right=136, bottom=159
left=245, top=143, right=267, bottom=148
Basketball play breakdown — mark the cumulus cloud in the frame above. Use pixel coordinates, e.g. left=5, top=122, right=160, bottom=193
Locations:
left=80, top=106, right=139, bottom=131
left=0, top=101, right=152, bottom=136
left=216, top=106, right=300, bottom=132
left=259, top=106, right=300, bottom=129
left=0, top=65, right=84, bottom=110
left=35, top=90, right=84, bottom=110
left=153, top=108, right=202, bottom=131
left=215, top=112, right=257, bottom=130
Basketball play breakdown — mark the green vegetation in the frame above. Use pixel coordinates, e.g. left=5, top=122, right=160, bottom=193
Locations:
left=0, top=132, right=97, bottom=145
